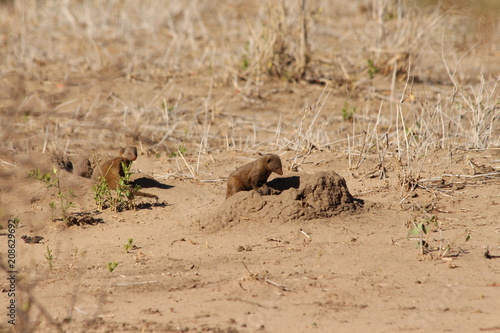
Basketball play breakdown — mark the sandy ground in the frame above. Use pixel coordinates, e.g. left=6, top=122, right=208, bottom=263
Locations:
left=1, top=139, right=500, bottom=333
left=1, top=1, right=500, bottom=332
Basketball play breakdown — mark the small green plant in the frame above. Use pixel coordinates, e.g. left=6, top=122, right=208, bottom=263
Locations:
left=92, top=177, right=112, bottom=210
left=407, top=216, right=436, bottom=253
left=241, top=53, right=250, bottom=70
left=124, top=238, right=134, bottom=253
left=408, top=222, right=428, bottom=250
left=107, top=262, right=119, bottom=273
left=169, top=130, right=189, bottom=157
left=407, top=221, right=427, bottom=238
left=28, top=168, right=53, bottom=183
left=241, top=41, right=251, bottom=70
left=92, top=162, right=140, bottom=212
left=407, top=215, right=468, bottom=258
left=45, top=246, right=53, bottom=270
left=114, top=161, right=141, bottom=210
left=49, top=201, right=57, bottom=220
left=29, top=167, right=75, bottom=223
left=367, top=58, right=379, bottom=79
left=341, top=101, right=356, bottom=121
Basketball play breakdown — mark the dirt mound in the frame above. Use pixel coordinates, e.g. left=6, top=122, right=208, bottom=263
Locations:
left=201, top=171, right=364, bottom=231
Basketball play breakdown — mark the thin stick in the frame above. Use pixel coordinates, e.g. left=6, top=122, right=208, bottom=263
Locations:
left=348, top=133, right=352, bottom=169
left=0, top=159, right=16, bottom=167
left=116, top=281, right=158, bottom=286
left=265, top=278, right=289, bottom=291
left=196, top=137, right=203, bottom=174
left=178, top=150, right=196, bottom=177
left=300, top=229, right=310, bottom=239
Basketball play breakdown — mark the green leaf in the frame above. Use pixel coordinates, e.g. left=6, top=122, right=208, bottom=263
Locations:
left=408, top=222, right=427, bottom=237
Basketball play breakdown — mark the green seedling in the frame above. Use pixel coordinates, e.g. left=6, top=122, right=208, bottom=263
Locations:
left=29, top=168, right=75, bottom=223
left=45, top=246, right=53, bottom=270
left=124, top=238, right=134, bottom=253
left=407, top=222, right=427, bottom=237
left=107, top=262, right=119, bottom=273
left=49, top=202, right=56, bottom=221
left=240, top=41, right=251, bottom=70
left=367, top=58, right=379, bottom=79
left=169, top=130, right=189, bottom=157
left=342, top=101, right=356, bottom=122
left=92, top=177, right=113, bottom=210
left=28, top=168, right=53, bottom=184
left=408, top=220, right=429, bottom=251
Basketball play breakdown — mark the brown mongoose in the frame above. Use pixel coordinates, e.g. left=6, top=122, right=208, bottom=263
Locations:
left=226, top=154, right=283, bottom=199
left=95, top=147, right=158, bottom=199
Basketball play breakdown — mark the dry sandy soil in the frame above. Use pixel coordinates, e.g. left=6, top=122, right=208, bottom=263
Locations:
left=1, top=1, right=500, bottom=332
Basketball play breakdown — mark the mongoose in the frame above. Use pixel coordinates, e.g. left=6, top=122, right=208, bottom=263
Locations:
left=95, top=147, right=158, bottom=199
left=226, top=154, right=283, bottom=199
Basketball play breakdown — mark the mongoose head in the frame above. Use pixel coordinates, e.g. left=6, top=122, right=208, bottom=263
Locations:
left=120, top=146, right=138, bottom=161
left=266, top=154, right=283, bottom=175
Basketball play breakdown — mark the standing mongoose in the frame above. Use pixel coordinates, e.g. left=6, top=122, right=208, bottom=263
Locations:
left=94, top=146, right=138, bottom=189
left=95, top=147, right=158, bottom=199
left=226, top=154, right=283, bottom=199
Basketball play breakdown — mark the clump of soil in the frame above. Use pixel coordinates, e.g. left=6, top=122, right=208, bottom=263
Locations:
left=201, top=171, right=364, bottom=231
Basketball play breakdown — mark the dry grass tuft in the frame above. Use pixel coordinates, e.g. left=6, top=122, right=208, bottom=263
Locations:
left=0, top=0, right=498, bottom=184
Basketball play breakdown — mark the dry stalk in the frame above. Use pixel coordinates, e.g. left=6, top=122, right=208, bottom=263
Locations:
left=177, top=150, right=196, bottom=178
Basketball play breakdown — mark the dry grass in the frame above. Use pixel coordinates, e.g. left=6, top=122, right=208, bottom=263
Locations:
left=0, top=0, right=498, bottom=175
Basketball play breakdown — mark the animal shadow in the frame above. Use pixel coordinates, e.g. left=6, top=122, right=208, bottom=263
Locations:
left=135, top=201, right=171, bottom=210
left=66, top=211, right=105, bottom=227
left=132, top=177, right=173, bottom=190
left=267, top=176, right=300, bottom=192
